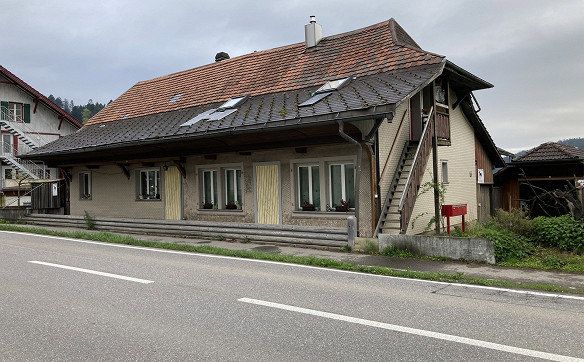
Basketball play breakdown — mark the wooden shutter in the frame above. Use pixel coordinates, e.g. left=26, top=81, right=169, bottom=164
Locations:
left=23, top=104, right=31, bottom=123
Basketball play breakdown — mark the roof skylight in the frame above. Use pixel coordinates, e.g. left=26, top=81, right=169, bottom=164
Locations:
left=299, top=77, right=352, bottom=107
left=180, top=108, right=238, bottom=127
left=218, top=96, right=246, bottom=110
left=169, top=93, right=183, bottom=104
left=315, top=77, right=351, bottom=94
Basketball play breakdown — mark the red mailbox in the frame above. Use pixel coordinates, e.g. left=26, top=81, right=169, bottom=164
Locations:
left=441, top=204, right=467, bottom=235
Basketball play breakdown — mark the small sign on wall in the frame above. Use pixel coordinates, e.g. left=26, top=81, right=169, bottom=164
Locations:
left=477, top=169, right=485, bottom=184
left=52, top=183, right=58, bottom=196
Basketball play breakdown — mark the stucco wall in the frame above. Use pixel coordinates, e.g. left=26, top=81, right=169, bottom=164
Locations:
left=407, top=100, right=479, bottom=234
left=70, top=165, right=165, bottom=219
left=69, top=143, right=374, bottom=236
left=183, top=143, right=373, bottom=236
left=377, top=101, right=410, bottom=200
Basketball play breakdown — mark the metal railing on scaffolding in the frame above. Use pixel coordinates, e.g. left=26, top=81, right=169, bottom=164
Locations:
left=0, top=105, right=52, bottom=148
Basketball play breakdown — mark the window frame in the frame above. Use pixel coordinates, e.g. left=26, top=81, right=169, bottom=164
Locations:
left=296, top=164, right=320, bottom=210
left=441, top=160, right=449, bottom=185
left=201, top=169, right=218, bottom=209
left=328, top=162, right=355, bottom=210
left=137, top=168, right=161, bottom=201
left=79, top=171, right=92, bottom=200
left=4, top=168, right=13, bottom=180
left=8, top=102, right=23, bottom=122
left=224, top=168, right=243, bottom=209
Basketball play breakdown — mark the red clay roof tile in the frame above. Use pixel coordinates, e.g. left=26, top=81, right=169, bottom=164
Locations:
left=87, top=19, right=443, bottom=125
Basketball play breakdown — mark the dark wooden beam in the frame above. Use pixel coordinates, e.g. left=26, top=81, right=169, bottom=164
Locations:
left=58, top=116, right=63, bottom=130
left=117, top=164, right=131, bottom=179
left=172, top=159, right=187, bottom=179
left=33, top=98, right=40, bottom=114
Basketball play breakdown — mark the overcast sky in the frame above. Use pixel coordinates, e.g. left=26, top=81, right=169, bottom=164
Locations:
left=2, top=0, right=583, bottom=151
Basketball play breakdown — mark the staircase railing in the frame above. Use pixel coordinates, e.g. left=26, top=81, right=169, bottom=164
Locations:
left=374, top=140, right=411, bottom=236
left=397, top=107, right=434, bottom=234
left=0, top=105, right=51, bottom=148
left=1, top=141, right=46, bottom=179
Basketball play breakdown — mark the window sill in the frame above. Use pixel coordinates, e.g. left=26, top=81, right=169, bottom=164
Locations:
left=291, top=211, right=355, bottom=219
left=196, top=209, right=244, bottom=216
left=79, top=198, right=92, bottom=201
left=136, top=198, right=162, bottom=202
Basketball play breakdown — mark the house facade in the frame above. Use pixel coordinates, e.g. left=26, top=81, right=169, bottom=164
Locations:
left=26, top=18, right=503, bottom=237
left=0, top=66, right=81, bottom=206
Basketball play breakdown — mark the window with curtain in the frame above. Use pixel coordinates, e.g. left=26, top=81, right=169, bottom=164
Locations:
left=201, top=170, right=218, bottom=208
left=297, top=165, right=320, bottom=210
left=329, top=163, right=355, bottom=210
left=139, top=169, right=160, bottom=200
left=225, top=169, right=242, bottom=209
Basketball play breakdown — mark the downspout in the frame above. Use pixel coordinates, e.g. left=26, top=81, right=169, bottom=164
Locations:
left=338, top=115, right=387, bottom=236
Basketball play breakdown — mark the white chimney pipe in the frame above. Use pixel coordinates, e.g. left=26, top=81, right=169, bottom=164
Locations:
left=305, top=15, right=322, bottom=48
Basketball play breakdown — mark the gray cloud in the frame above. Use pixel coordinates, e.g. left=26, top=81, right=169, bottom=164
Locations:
left=1, top=0, right=583, bottom=150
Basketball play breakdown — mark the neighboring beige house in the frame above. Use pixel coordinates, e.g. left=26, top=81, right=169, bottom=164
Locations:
left=26, top=18, right=503, bottom=237
left=0, top=65, right=81, bottom=206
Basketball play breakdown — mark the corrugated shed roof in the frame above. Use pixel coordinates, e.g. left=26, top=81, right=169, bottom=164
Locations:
left=86, top=18, right=444, bottom=125
left=514, top=142, right=584, bottom=162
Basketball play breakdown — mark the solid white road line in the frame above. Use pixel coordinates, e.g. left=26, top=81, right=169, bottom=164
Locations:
left=28, top=261, right=154, bottom=284
left=2, top=230, right=582, bottom=301
left=239, top=297, right=583, bottom=362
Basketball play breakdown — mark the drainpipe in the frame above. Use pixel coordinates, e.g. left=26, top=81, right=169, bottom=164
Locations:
left=338, top=115, right=387, bottom=236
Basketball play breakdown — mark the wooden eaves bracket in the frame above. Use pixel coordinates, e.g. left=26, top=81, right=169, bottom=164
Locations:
left=117, top=164, right=131, bottom=179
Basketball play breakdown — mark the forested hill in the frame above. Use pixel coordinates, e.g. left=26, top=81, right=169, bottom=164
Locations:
left=559, top=137, right=584, bottom=149
left=47, top=95, right=111, bottom=123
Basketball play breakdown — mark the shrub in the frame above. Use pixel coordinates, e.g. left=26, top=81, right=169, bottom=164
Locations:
left=467, top=225, right=533, bottom=262
left=83, top=211, right=96, bottom=230
left=531, top=215, right=584, bottom=253
left=489, top=209, right=534, bottom=236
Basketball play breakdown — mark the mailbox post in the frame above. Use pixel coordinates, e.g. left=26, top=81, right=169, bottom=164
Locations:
left=441, top=204, right=468, bottom=235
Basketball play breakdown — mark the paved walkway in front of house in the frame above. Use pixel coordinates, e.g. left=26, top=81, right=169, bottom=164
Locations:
left=21, top=225, right=584, bottom=290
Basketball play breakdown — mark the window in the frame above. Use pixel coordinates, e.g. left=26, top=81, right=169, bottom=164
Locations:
left=79, top=172, right=92, bottom=199
left=201, top=170, right=218, bottom=208
left=299, top=77, right=352, bottom=107
left=329, top=163, right=355, bottom=210
left=297, top=165, right=320, bottom=210
left=8, top=102, right=23, bottom=122
left=224, top=169, right=242, bottom=209
left=441, top=161, right=449, bottom=184
left=138, top=169, right=160, bottom=200
left=2, top=134, right=12, bottom=155
left=4, top=168, right=13, bottom=180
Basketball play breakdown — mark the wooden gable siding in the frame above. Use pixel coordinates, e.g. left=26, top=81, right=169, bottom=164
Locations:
left=475, top=136, right=493, bottom=184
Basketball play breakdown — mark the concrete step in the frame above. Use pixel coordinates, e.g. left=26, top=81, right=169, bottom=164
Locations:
left=24, top=215, right=349, bottom=247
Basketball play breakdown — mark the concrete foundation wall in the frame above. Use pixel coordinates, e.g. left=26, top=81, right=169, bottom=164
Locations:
left=378, top=234, right=495, bottom=264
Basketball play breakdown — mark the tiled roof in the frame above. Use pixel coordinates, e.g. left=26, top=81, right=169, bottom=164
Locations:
left=87, top=19, right=444, bottom=125
left=28, top=64, right=443, bottom=157
left=514, top=142, right=584, bottom=162
left=0, top=65, right=82, bottom=128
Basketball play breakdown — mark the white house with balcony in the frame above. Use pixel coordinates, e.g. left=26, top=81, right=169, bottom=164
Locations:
left=0, top=65, right=81, bottom=206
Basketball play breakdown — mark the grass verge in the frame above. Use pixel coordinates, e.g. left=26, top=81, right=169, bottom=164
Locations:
left=1, top=222, right=583, bottom=296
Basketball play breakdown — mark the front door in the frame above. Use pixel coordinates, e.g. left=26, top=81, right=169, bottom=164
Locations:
left=164, top=165, right=182, bottom=220
left=255, top=163, right=280, bottom=224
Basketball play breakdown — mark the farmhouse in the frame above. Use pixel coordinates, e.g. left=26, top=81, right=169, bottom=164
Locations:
left=25, top=18, right=503, bottom=240
left=0, top=66, right=81, bottom=207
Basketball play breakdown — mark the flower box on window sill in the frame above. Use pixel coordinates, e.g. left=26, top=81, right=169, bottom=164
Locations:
left=333, top=200, right=350, bottom=212
left=225, top=202, right=241, bottom=210
left=301, top=201, right=316, bottom=211
left=138, top=194, right=161, bottom=201
left=80, top=194, right=92, bottom=200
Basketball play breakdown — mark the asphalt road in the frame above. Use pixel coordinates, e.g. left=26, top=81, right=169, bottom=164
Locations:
left=1, top=231, right=583, bottom=361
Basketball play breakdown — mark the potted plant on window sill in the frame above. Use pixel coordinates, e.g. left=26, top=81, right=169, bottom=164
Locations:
left=225, top=202, right=239, bottom=210
left=202, top=202, right=214, bottom=209
left=334, top=199, right=350, bottom=212
left=301, top=201, right=316, bottom=211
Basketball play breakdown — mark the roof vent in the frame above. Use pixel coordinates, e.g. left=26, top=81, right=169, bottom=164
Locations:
left=215, top=52, right=230, bottom=62
left=305, top=16, right=322, bottom=48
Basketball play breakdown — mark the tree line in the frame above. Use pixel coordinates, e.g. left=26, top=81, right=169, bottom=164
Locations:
left=47, top=95, right=111, bottom=123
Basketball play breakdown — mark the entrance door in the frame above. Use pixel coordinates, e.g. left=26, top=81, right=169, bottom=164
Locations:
left=164, top=165, right=182, bottom=220
left=477, top=185, right=492, bottom=222
left=255, top=163, right=280, bottom=224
